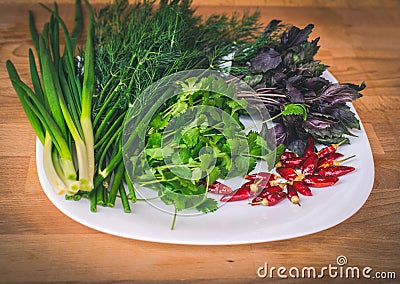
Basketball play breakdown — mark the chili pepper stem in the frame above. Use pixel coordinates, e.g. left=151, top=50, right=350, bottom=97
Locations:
left=250, top=179, right=262, bottom=192
left=336, top=154, right=356, bottom=163
left=269, top=180, right=287, bottom=187
left=249, top=199, right=269, bottom=206
left=319, top=154, right=356, bottom=168
left=294, top=171, right=305, bottom=181
left=318, top=139, right=347, bottom=155
left=290, top=196, right=301, bottom=206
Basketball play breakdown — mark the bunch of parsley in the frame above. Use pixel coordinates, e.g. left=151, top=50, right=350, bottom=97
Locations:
left=123, top=75, right=281, bottom=227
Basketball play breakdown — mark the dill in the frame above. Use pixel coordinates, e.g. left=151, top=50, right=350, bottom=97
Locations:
left=90, top=0, right=261, bottom=211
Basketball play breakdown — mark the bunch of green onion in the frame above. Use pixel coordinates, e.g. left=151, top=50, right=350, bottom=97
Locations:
left=6, top=0, right=95, bottom=196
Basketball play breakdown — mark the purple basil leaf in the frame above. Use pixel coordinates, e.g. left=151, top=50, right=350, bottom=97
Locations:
left=316, top=83, right=363, bottom=104
left=302, top=77, right=329, bottom=91
left=273, top=72, right=287, bottom=83
left=302, top=115, right=333, bottom=130
left=288, top=75, right=305, bottom=86
left=285, top=81, right=304, bottom=103
left=267, top=123, right=286, bottom=147
left=303, top=89, right=316, bottom=98
left=281, top=24, right=314, bottom=49
left=286, top=139, right=307, bottom=156
left=291, top=38, right=321, bottom=63
left=343, top=81, right=366, bottom=92
left=324, top=104, right=361, bottom=130
left=262, top=20, right=282, bottom=36
left=250, top=48, right=282, bottom=73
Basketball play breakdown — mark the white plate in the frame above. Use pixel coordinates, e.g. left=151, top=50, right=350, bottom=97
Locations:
left=37, top=72, right=374, bottom=245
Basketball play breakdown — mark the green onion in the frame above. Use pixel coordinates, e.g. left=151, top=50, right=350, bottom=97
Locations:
left=7, top=0, right=95, bottom=195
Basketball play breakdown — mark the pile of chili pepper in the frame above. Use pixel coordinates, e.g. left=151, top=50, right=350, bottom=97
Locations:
left=206, top=136, right=356, bottom=207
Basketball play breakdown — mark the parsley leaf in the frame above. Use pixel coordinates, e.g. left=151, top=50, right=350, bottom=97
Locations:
left=182, top=127, right=199, bottom=148
left=146, top=132, right=162, bottom=148
left=199, top=153, right=215, bottom=171
left=282, top=103, right=307, bottom=120
left=195, top=198, right=218, bottom=214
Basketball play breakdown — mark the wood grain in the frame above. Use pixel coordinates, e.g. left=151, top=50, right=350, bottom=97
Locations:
left=3, top=0, right=400, bottom=7
left=0, top=1, right=399, bottom=283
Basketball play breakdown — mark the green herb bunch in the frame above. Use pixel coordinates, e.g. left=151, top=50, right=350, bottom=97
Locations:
left=90, top=0, right=262, bottom=211
left=123, top=74, right=280, bottom=228
left=7, top=0, right=96, bottom=195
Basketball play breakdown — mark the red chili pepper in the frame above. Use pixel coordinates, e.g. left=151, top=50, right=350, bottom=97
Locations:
left=287, top=184, right=301, bottom=205
left=220, top=187, right=251, bottom=202
left=302, top=175, right=339, bottom=188
left=317, top=152, right=344, bottom=167
left=239, top=181, right=253, bottom=190
left=250, top=191, right=286, bottom=206
left=249, top=174, right=277, bottom=192
left=317, top=166, right=355, bottom=177
left=257, top=185, right=284, bottom=197
left=318, top=155, right=356, bottom=168
left=291, top=181, right=312, bottom=196
left=244, top=172, right=277, bottom=182
left=317, top=139, right=347, bottom=159
left=303, top=136, right=315, bottom=158
left=205, top=181, right=233, bottom=195
left=276, top=157, right=305, bottom=168
left=280, top=151, right=298, bottom=161
left=276, top=167, right=305, bottom=181
left=301, top=153, right=319, bottom=175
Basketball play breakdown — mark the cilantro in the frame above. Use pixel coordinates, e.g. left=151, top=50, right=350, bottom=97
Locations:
left=195, top=198, right=218, bottom=214
left=227, top=138, right=248, bottom=156
left=145, top=147, right=163, bottom=160
left=218, top=153, right=232, bottom=171
left=146, top=132, right=162, bottom=148
left=207, top=167, right=221, bottom=185
left=170, top=101, right=188, bottom=117
left=191, top=167, right=203, bottom=180
left=182, top=127, right=199, bottom=148
left=228, top=155, right=249, bottom=178
left=199, top=153, right=215, bottom=171
left=179, top=147, right=191, bottom=164
left=133, top=75, right=279, bottom=227
left=149, top=113, right=170, bottom=130
left=162, top=146, right=174, bottom=157
left=282, top=103, right=307, bottom=120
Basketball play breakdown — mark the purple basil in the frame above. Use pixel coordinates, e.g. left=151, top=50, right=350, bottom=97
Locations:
left=233, top=20, right=364, bottom=153
left=250, top=48, right=282, bottom=73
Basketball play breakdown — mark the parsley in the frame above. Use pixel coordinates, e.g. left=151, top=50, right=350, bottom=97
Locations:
left=125, top=75, right=277, bottom=229
left=282, top=103, right=307, bottom=120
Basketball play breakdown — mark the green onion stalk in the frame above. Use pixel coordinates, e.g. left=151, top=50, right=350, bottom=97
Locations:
left=6, top=0, right=95, bottom=195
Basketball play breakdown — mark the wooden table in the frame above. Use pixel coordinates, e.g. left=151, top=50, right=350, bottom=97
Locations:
left=1, top=1, right=399, bottom=283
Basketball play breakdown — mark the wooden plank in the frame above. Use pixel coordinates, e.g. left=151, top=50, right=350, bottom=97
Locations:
left=4, top=0, right=400, bottom=8
left=0, top=2, right=399, bottom=283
